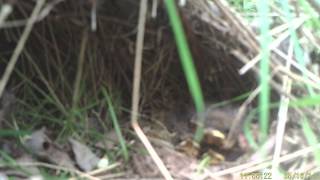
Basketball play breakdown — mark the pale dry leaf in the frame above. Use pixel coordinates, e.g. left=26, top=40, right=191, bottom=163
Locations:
left=24, top=127, right=51, bottom=157
left=24, top=127, right=75, bottom=169
left=69, top=138, right=99, bottom=172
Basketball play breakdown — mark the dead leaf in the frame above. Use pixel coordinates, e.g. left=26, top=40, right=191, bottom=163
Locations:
left=24, top=128, right=75, bottom=169
left=24, top=127, right=51, bottom=157
left=69, top=138, right=99, bottom=172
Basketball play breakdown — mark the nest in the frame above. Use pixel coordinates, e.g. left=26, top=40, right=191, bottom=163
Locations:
left=0, top=0, right=257, bottom=116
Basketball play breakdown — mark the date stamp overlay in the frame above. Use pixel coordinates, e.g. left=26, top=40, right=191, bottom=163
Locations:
left=239, top=171, right=312, bottom=180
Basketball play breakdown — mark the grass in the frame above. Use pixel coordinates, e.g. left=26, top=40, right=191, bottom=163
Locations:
left=256, top=0, right=271, bottom=143
left=0, top=150, right=31, bottom=177
left=164, top=0, right=205, bottom=143
left=243, top=109, right=259, bottom=149
left=0, top=62, right=127, bottom=177
left=102, top=88, right=129, bottom=162
left=243, top=92, right=320, bottom=150
left=302, top=118, right=320, bottom=167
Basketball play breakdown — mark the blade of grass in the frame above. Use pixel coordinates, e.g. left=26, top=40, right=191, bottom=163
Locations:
left=256, top=0, right=271, bottom=142
left=243, top=109, right=259, bottom=150
left=0, top=130, right=30, bottom=137
left=207, top=91, right=251, bottom=109
left=0, top=150, right=30, bottom=176
left=164, top=0, right=205, bottom=142
left=72, top=30, right=88, bottom=109
left=298, top=0, right=320, bottom=30
left=102, top=88, right=128, bottom=162
left=280, top=0, right=316, bottom=96
left=23, top=50, right=67, bottom=116
left=196, top=154, right=211, bottom=175
left=289, top=94, right=320, bottom=108
left=243, top=92, right=320, bottom=149
left=302, top=118, right=320, bottom=166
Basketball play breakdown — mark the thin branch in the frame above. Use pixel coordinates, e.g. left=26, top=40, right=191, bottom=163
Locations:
left=0, top=4, right=12, bottom=26
left=0, top=0, right=46, bottom=98
left=271, top=37, right=294, bottom=178
left=130, top=0, right=173, bottom=179
left=0, top=0, right=64, bottom=29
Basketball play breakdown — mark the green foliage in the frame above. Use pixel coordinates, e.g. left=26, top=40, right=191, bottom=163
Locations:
left=164, top=0, right=205, bottom=142
left=102, top=88, right=129, bottom=162
left=256, top=0, right=271, bottom=142
left=302, top=118, right=320, bottom=167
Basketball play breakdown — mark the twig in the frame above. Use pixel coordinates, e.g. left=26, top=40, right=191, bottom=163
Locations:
left=272, top=48, right=320, bottom=85
left=0, top=0, right=64, bottom=29
left=271, top=38, right=294, bottom=178
left=233, top=49, right=320, bottom=120
left=225, top=86, right=261, bottom=148
left=0, top=0, right=46, bottom=98
left=213, top=0, right=259, bottom=51
left=90, top=0, right=97, bottom=31
left=239, top=17, right=307, bottom=75
left=0, top=4, right=12, bottom=26
left=302, top=28, right=320, bottom=50
left=130, top=0, right=173, bottom=180
left=95, top=172, right=125, bottom=179
left=151, top=0, right=158, bottom=18
left=87, top=163, right=120, bottom=176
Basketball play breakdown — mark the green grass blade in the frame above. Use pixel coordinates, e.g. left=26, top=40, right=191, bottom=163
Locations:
left=289, top=94, right=320, bottom=108
left=164, top=0, right=205, bottom=142
left=256, top=0, right=271, bottom=142
left=207, top=91, right=251, bottom=109
left=301, top=118, right=320, bottom=166
left=0, top=130, right=30, bottom=137
left=280, top=0, right=316, bottom=96
left=243, top=110, right=259, bottom=149
left=102, top=88, right=128, bottom=161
